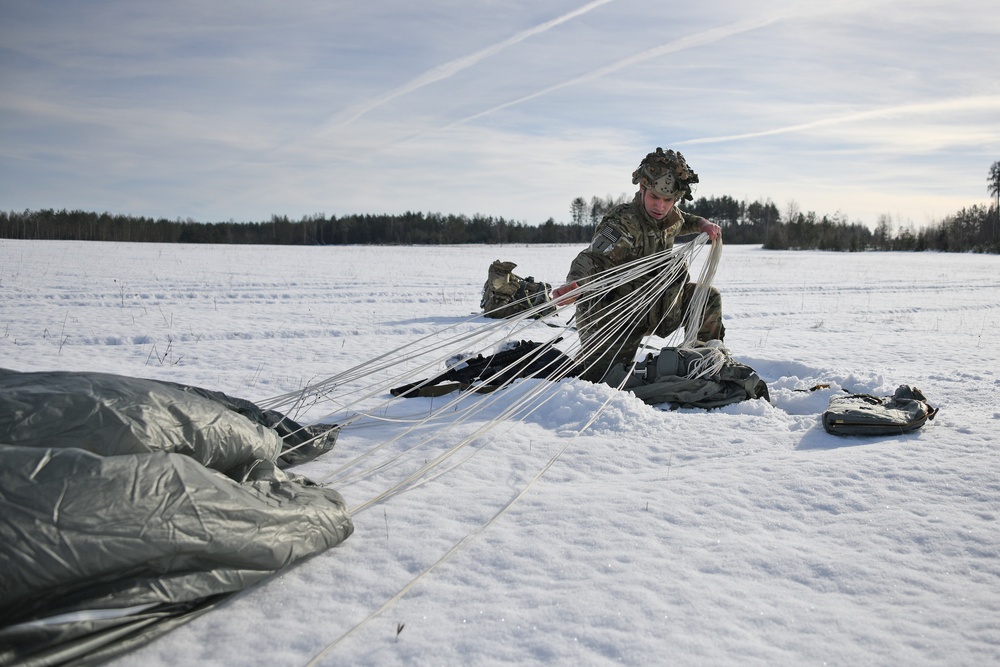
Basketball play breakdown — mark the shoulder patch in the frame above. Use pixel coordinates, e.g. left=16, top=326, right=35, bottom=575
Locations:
left=591, top=225, right=622, bottom=254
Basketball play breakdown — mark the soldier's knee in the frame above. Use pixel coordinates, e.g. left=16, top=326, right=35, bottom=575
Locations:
left=700, top=287, right=725, bottom=342
left=706, top=287, right=722, bottom=313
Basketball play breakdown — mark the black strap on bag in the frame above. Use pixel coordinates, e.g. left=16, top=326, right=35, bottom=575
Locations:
left=391, top=339, right=576, bottom=398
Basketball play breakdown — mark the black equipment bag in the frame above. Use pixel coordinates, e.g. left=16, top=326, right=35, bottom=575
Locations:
left=391, top=340, right=574, bottom=398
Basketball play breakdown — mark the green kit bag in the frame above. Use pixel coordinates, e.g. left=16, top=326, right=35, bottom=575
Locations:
left=605, top=345, right=770, bottom=410
left=822, top=385, right=937, bottom=436
left=480, top=260, right=554, bottom=319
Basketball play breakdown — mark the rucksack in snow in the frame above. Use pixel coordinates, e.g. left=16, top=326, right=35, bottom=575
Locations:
left=603, top=345, right=770, bottom=409
left=390, top=339, right=574, bottom=398
left=822, top=385, right=937, bottom=436
left=481, top=260, right=554, bottom=319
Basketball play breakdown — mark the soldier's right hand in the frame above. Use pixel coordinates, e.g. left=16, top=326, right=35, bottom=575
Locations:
left=551, top=281, right=579, bottom=305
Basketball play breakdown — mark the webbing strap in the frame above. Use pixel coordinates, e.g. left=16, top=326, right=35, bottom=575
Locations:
left=397, top=382, right=502, bottom=398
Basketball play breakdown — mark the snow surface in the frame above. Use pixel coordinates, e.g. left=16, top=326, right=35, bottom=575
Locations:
left=2, top=239, right=999, bottom=666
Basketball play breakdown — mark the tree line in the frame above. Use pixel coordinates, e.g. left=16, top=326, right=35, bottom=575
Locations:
left=3, top=161, right=997, bottom=252
left=758, top=160, right=999, bottom=253
left=3, top=201, right=996, bottom=253
left=764, top=204, right=998, bottom=253
left=577, top=192, right=999, bottom=253
left=0, top=210, right=595, bottom=246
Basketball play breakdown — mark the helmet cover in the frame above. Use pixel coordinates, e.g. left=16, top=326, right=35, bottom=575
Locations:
left=631, top=148, right=699, bottom=201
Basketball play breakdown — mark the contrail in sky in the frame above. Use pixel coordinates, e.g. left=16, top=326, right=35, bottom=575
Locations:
left=322, top=0, right=617, bottom=131
left=441, top=13, right=788, bottom=129
left=675, top=95, right=1000, bottom=145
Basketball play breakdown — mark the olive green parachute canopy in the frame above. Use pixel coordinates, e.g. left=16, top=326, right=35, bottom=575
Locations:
left=0, top=368, right=353, bottom=666
left=631, top=147, right=699, bottom=201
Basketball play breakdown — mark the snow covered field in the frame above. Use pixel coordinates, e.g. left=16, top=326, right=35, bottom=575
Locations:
left=2, top=239, right=999, bottom=666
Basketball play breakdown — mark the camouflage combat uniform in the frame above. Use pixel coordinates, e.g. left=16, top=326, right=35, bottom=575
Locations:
left=567, top=192, right=725, bottom=382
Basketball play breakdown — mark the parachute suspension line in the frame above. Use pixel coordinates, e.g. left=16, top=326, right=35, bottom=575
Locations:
left=680, top=234, right=722, bottom=348
left=321, top=237, right=716, bottom=511
left=323, top=336, right=583, bottom=495
left=684, top=339, right=729, bottom=380
left=678, top=237, right=729, bottom=379
left=305, top=429, right=581, bottom=667
left=297, top=237, right=722, bottom=665
left=580, top=237, right=714, bottom=402
left=260, top=312, right=523, bottom=415
left=565, top=233, right=712, bottom=383
left=301, top=253, right=696, bottom=657
left=271, top=312, right=548, bottom=435
left=305, top=240, right=687, bottom=433
left=276, top=233, right=703, bottom=426
left=301, top=235, right=714, bottom=652
left=303, top=293, right=595, bottom=483
left=284, top=236, right=715, bottom=514
left=310, top=332, right=575, bottom=486
left=323, top=302, right=613, bottom=498
left=260, top=278, right=582, bottom=419
left=259, top=323, right=529, bottom=473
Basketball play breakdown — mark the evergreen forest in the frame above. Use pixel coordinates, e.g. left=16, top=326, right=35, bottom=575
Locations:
left=3, top=161, right=998, bottom=253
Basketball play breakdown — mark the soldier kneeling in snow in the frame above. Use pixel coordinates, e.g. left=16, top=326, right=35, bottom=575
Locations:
left=552, top=148, right=725, bottom=383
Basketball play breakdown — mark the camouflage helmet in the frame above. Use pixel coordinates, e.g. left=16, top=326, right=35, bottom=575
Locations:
left=631, top=147, right=699, bottom=201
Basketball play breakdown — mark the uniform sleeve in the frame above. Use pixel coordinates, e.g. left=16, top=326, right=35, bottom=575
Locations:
left=566, top=217, right=637, bottom=284
left=677, top=209, right=707, bottom=235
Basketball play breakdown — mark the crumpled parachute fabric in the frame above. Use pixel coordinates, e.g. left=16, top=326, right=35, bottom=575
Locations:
left=0, top=368, right=352, bottom=667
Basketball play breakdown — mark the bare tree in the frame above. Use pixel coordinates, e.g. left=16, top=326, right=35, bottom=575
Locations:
left=989, top=161, right=1000, bottom=210
left=989, top=161, right=1000, bottom=244
left=784, top=199, right=801, bottom=224
left=570, top=197, right=587, bottom=227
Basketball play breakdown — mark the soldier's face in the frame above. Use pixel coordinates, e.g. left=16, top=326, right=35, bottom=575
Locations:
left=642, top=187, right=676, bottom=220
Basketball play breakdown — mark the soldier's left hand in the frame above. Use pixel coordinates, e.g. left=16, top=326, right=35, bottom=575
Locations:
left=700, top=220, right=722, bottom=240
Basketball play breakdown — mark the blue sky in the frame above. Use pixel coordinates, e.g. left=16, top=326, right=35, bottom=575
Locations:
left=1, top=0, right=998, bottom=228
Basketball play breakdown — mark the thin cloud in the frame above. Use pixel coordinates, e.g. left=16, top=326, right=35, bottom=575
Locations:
left=439, top=13, right=790, bottom=130
left=675, top=95, right=1000, bottom=145
left=321, top=0, right=617, bottom=132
